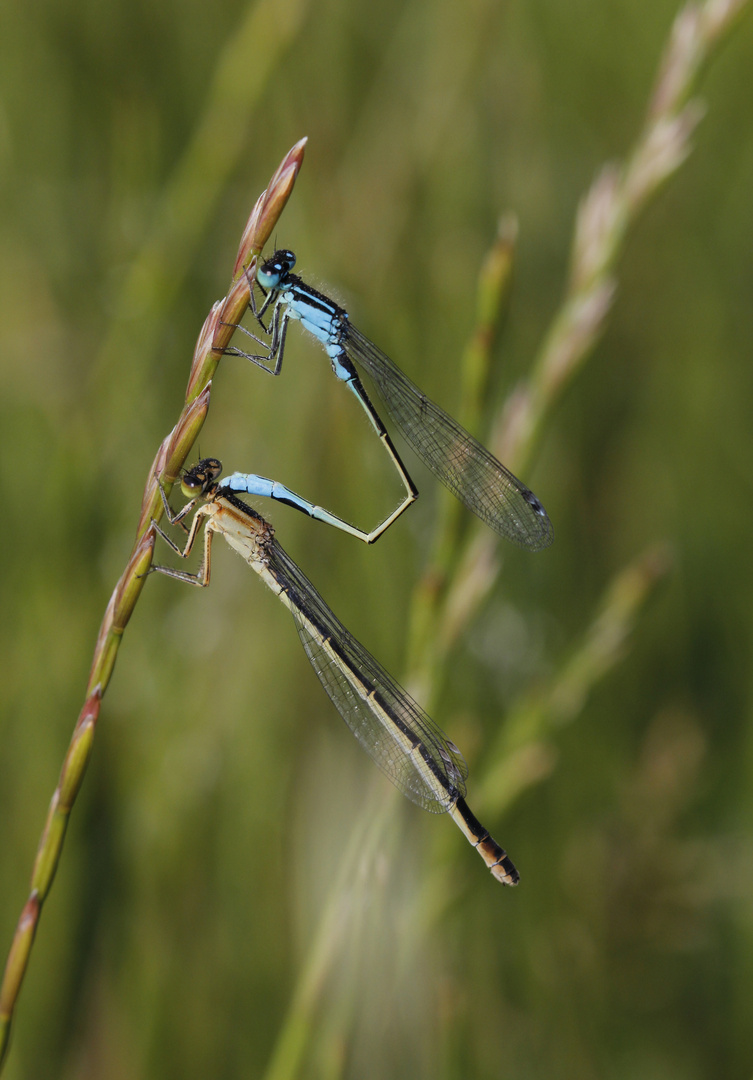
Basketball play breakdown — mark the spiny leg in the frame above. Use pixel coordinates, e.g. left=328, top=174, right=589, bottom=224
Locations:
left=149, top=509, right=216, bottom=587
left=221, top=303, right=289, bottom=376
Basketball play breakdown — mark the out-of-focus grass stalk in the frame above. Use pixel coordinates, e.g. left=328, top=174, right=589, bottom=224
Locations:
left=478, top=543, right=674, bottom=815
left=407, top=216, right=517, bottom=700
left=0, top=141, right=307, bottom=1072
left=413, top=544, right=673, bottom=912
left=409, top=0, right=749, bottom=703
left=262, top=2, right=749, bottom=1070
left=95, top=0, right=308, bottom=420
left=262, top=791, right=396, bottom=1080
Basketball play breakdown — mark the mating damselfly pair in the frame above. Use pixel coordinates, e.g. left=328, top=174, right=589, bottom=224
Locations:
left=152, top=249, right=553, bottom=885
left=222, top=248, right=553, bottom=550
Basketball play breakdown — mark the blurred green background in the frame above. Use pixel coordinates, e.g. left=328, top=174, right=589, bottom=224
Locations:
left=2, top=0, right=753, bottom=1076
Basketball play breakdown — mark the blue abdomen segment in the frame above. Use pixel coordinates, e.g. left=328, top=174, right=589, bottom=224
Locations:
left=218, top=469, right=382, bottom=541
left=221, top=473, right=313, bottom=515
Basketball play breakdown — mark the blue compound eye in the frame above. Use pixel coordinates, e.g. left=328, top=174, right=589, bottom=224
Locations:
left=257, top=264, right=280, bottom=289
left=257, top=250, right=296, bottom=289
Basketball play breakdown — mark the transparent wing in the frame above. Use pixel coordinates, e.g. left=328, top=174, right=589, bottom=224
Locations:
left=347, top=325, right=553, bottom=550
left=262, top=536, right=468, bottom=813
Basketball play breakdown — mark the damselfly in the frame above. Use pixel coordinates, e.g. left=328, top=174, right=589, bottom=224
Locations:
left=225, top=249, right=553, bottom=549
left=150, top=458, right=519, bottom=885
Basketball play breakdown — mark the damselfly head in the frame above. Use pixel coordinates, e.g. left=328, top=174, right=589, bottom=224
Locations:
left=180, top=458, right=222, bottom=498
left=257, top=249, right=296, bottom=290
